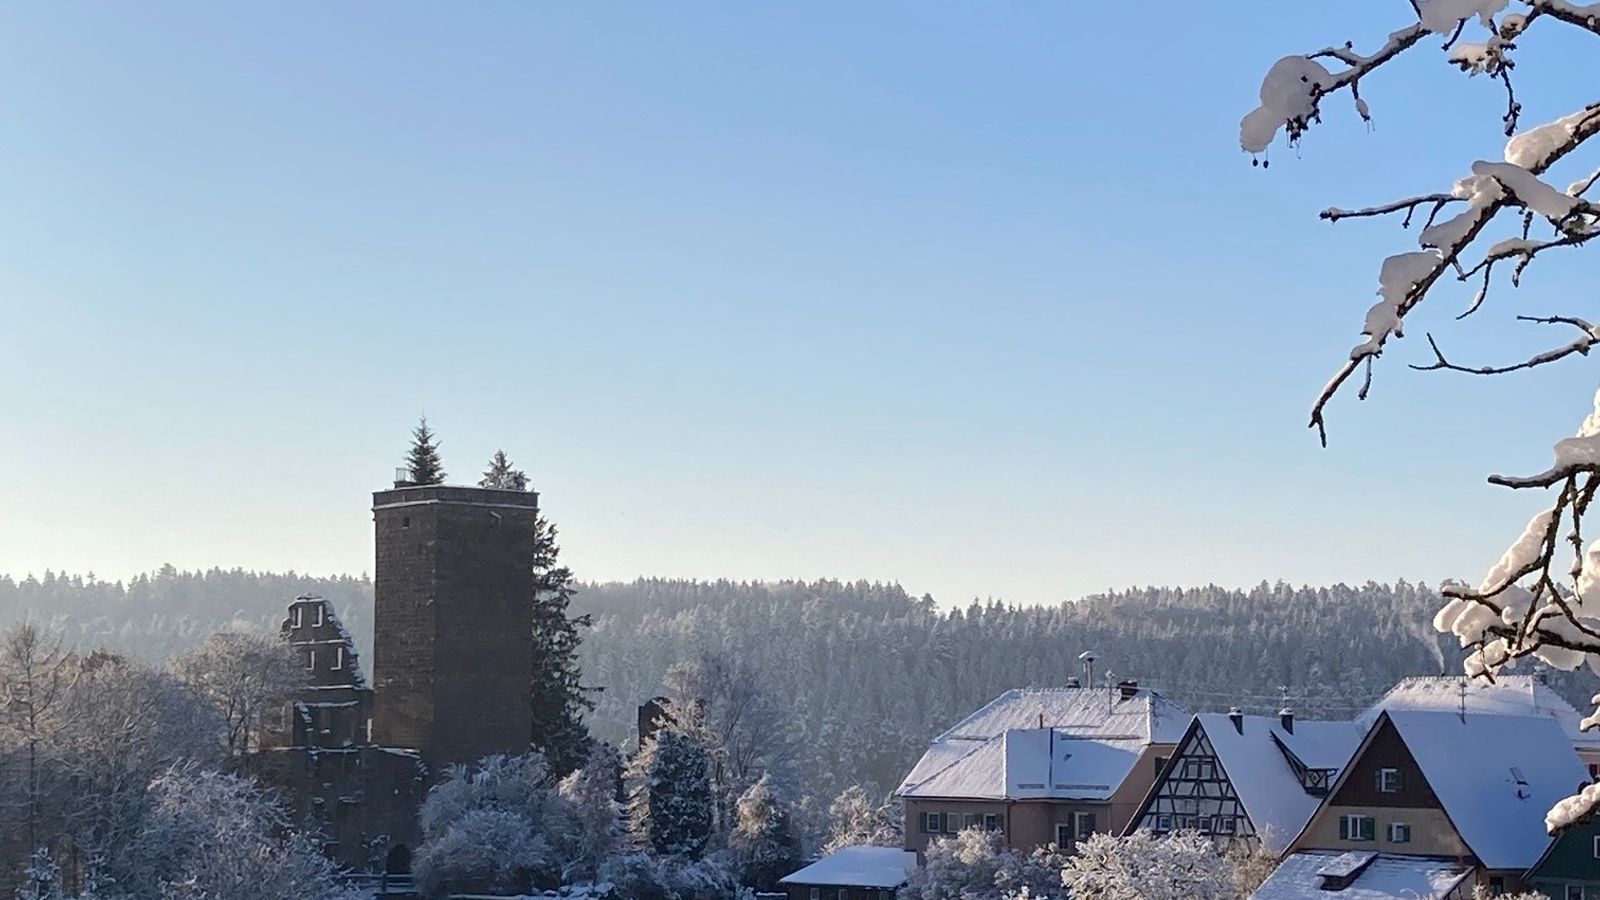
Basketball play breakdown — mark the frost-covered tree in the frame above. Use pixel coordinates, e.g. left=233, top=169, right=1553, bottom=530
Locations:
left=905, top=829, right=1070, bottom=900
left=728, top=774, right=800, bottom=891
left=167, top=631, right=304, bottom=756
left=480, top=449, right=528, bottom=491
left=117, top=766, right=360, bottom=900
left=663, top=652, right=797, bottom=823
left=627, top=728, right=715, bottom=858
left=1246, top=0, right=1600, bottom=826
left=529, top=512, right=595, bottom=777
left=557, top=742, right=625, bottom=882
left=823, top=784, right=900, bottom=854
left=414, top=752, right=577, bottom=896
left=405, top=416, right=445, bottom=485
left=0, top=622, right=74, bottom=856
left=1061, top=831, right=1232, bottom=900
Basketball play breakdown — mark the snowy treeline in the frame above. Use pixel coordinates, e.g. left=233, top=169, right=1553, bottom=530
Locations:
left=575, top=578, right=1599, bottom=798
left=0, top=621, right=353, bottom=899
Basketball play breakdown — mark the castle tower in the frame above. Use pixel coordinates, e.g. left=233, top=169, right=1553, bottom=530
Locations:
left=370, top=483, right=541, bottom=769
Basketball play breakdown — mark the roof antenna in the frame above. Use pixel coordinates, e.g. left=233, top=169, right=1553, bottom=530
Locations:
left=1459, top=677, right=1468, bottom=723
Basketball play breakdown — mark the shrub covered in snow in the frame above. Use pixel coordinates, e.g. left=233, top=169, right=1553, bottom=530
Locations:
left=1061, top=831, right=1234, bottom=900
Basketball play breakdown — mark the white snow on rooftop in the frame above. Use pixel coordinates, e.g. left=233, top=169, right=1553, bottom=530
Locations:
left=779, top=847, right=919, bottom=889
left=1381, top=710, right=1587, bottom=870
left=1364, top=674, right=1600, bottom=748
left=1251, top=851, right=1471, bottom=900
left=898, top=686, right=1188, bottom=800
left=1195, top=714, right=1361, bottom=855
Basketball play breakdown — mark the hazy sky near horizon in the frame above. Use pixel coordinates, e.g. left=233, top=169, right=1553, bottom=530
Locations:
left=3, top=3, right=1597, bottom=606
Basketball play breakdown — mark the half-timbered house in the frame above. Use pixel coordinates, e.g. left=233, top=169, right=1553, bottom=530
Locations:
left=1128, top=709, right=1360, bottom=854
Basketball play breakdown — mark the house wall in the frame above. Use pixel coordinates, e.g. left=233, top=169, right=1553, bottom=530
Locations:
left=902, top=798, right=1115, bottom=853
left=1295, top=805, right=1468, bottom=857
left=1529, top=821, right=1600, bottom=897
left=1108, top=744, right=1175, bottom=833
left=902, top=799, right=1009, bottom=852
left=784, top=885, right=897, bottom=900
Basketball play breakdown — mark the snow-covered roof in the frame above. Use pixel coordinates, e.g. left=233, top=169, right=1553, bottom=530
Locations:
left=779, top=847, right=919, bottom=888
left=1251, top=851, right=1471, bottom=900
left=897, top=686, right=1189, bottom=799
left=1364, top=674, right=1600, bottom=749
left=900, top=729, right=1145, bottom=801
left=1195, top=714, right=1362, bottom=855
left=1378, top=709, right=1586, bottom=871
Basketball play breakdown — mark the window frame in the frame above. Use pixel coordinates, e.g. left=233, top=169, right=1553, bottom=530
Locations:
left=332, top=646, right=344, bottom=671
left=1156, top=814, right=1173, bottom=832
left=921, top=812, right=938, bottom=835
left=984, top=813, right=1001, bottom=832
left=1073, top=811, right=1097, bottom=840
left=1387, top=822, right=1411, bottom=844
left=1055, top=823, right=1073, bottom=847
left=1339, top=814, right=1376, bottom=842
left=305, top=649, right=316, bottom=671
left=290, top=606, right=303, bottom=628
left=963, top=813, right=979, bottom=831
left=1377, top=767, right=1402, bottom=794
left=810, top=889, right=820, bottom=900
left=1566, top=885, right=1585, bottom=900
left=313, top=604, right=325, bottom=627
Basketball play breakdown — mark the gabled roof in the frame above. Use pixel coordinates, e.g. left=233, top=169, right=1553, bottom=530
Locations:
left=933, top=687, right=1190, bottom=744
left=779, top=846, right=919, bottom=889
left=897, top=686, right=1189, bottom=800
left=1322, top=710, right=1587, bottom=871
left=1251, top=851, right=1471, bottom=900
left=1364, top=675, right=1600, bottom=749
left=1193, top=714, right=1361, bottom=855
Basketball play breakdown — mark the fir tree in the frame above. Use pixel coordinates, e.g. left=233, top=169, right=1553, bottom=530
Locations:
left=529, top=513, right=596, bottom=776
left=625, top=729, right=714, bottom=859
left=480, top=450, right=528, bottom=491
left=405, top=417, right=445, bottom=485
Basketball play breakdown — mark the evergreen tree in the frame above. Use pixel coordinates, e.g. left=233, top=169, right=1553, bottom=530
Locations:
left=529, top=513, right=595, bottom=776
left=480, top=450, right=528, bottom=491
left=405, top=417, right=445, bottom=485
left=626, top=729, right=714, bottom=858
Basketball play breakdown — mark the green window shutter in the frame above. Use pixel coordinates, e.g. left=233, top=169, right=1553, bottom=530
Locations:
left=1339, top=817, right=1349, bottom=840
left=1361, top=818, right=1375, bottom=841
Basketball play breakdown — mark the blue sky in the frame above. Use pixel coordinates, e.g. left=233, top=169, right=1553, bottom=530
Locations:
left=2, top=3, right=1596, bottom=606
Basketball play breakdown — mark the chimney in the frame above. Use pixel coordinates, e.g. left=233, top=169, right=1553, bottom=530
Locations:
left=1117, top=680, right=1139, bottom=700
left=1279, top=707, right=1295, bottom=734
left=1078, top=650, right=1098, bottom=688
left=1228, top=707, right=1244, bottom=734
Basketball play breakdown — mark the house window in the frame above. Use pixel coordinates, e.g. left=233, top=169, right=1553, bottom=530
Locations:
left=1387, top=822, right=1411, bottom=844
left=290, top=606, right=303, bottom=628
left=1074, top=811, right=1096, bottom=840
left=1197, top=815, right=1213, bottom=834
left=401, top=516, right=411, bottom=529
left=1156, top=814, right=1173, bottom=832
left=332, top=647, right=344, bottom=671
left=313, top=605, right=325, bottom=627
left=1215, top=817, right=1236, bottom=835
left=1174, top=814, right=1195, bottom=830
left=964, top=814, right=979, bottom=830
left=921, top=813, right=938, bottom=834
left=810, top=889, right=820, bottom=900
left=943, top=813, right=961, bottom=833
left=1490, top=877, right=1506, bottom=894
left=1377, top=768, right=1402, bottom=793
left=1593, top=835, right=1600, bottom=859
left=1339, top=815, right=1376, bottom=842
left=984, top=814, right=1001, bottom=832
left=1566, top=886, right=1584, bottom=900
left=1055, top=824, right=1073, bottom=847
left=305, top=649, right=316, bottom=671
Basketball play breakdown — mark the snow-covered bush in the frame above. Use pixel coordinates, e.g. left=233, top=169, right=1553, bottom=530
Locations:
left=905, top=829, right=1068, bottom=900
left=626, top=728, right=716, bottom=858
left=1247, top=0, right=1600, bottom=827
left=413, top=808, right=552, bottom=897
left=414, top=752, right=578, bottom=896
left=559, top=742, right=626, bottom=882
left=594, top=851, right=741, bottom=900
left=1061, top=831, right=1233, bottom=900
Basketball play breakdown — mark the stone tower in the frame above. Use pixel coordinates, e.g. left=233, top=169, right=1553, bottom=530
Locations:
left=370, top=483, right=541, bottom=769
